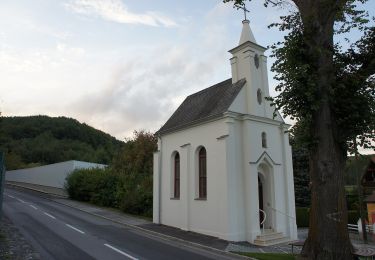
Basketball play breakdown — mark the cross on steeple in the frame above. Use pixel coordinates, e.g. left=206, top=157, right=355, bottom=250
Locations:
left=235, top=4, right=250, bottom=21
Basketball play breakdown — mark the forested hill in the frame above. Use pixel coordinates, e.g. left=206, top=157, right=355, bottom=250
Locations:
left=0, top=115, right=124, bottom=170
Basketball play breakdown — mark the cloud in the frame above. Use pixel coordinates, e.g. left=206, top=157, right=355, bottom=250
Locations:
left=0, top=43, right=85, bottom=73
left=1, top=2, right=234, bottom=140
left=69, top=44, right=222, bottom=138
left=66, top=4, right=236, bottom=139
left=65, top=0, right=177, bottom=27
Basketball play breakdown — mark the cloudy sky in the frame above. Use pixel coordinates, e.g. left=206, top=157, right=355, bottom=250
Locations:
left=1, top=0, right=374, bottom=140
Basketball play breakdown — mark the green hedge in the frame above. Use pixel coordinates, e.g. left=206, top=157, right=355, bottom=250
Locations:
left=296, top=207, right=360, bottom=227
left=296, top=207, right=309, bottom=227
left=65, top=168, right=119, bottom=208
left=66, top=131, right=156, bottom=218
left=348, top=210, right=360, bottom=224
left=65, top=168, right=152, bottom=217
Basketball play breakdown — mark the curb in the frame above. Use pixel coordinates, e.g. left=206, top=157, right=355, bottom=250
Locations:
left=6, top=183, right=67, bottom=198
left=6, top=185, right=251, bottom=259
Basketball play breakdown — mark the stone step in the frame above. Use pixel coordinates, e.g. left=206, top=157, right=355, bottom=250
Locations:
left=256, top=231, right=284, bottom=240
left=253, top=236, right=291, bottom=247
left=253, top=230, right=292, bottom=246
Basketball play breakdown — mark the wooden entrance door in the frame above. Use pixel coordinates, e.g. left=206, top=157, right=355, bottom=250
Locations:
left=258, top=176, right=264, bottom=226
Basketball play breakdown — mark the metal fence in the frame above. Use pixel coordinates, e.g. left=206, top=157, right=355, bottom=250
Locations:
left=348, top=223, right=373, bottom=233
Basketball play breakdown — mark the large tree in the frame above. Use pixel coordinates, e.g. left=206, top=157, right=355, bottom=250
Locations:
left=224, top=0, right=375, bottom=259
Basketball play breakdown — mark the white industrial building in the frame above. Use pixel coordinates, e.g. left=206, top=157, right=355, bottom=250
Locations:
left=6, top=160, right=106, bottom=196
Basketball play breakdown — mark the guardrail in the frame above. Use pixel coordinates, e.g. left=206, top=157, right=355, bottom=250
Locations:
left=270, top=206, right=296, bottom=220
left=348, top=223, right=373, bottom=233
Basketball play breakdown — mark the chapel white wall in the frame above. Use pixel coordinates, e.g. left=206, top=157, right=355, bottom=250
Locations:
left=240, top=118, right=297, bottom=241
left=156, top=119, right=235, bottom=240
left=155, top=114, right=297, bottom=243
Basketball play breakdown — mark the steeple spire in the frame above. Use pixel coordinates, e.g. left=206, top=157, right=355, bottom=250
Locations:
left=235, top=4, right=256, bottom=44
left=229, top=15, right=271, bottom=118
left=239, top=19, right=256, bottom=45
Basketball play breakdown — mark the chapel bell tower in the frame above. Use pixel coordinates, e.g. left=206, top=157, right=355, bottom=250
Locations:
left=229, top=19, right=274, bottom=119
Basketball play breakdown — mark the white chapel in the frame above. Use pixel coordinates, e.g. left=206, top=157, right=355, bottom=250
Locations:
left=153, top=18, right=298, bottom=245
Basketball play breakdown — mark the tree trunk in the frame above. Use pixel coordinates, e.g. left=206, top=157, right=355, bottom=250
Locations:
left=297, top=0, right=353, bottom=259
left=301, top=102, right=353, bottom=259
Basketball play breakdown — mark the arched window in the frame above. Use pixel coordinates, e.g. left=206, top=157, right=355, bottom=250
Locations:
left=198, top=147, right=207, bottom=199
left=174, top=153, right=180, bottom=198
left=262, top=132, right=267, bottom=148
left=257, top=89, right=262, bottom=104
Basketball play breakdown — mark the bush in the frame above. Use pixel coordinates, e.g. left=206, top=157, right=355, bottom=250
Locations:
left=296, top=207, right=309, bottom=227
left=348, top=210, right=360, bottom=224
left=111, top=130, right=156, bottom=217
left=65, top=130, right=156, bottom=218
left=116, top=173, right=153, bottom=217
left=65, top=166, right=153, bottom=217
left=90, top=172, right=120, bottom=207
left=65, top=168, right=119, bottom=207
left=295, top=207, right=360, bottom=226
left=65, top=168, right=93, bottom=201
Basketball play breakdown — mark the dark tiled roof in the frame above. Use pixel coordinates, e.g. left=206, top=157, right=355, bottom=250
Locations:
left=157, top=78, right=246, bottom=135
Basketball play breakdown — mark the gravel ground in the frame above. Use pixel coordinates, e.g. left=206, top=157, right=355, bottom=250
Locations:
left=0, top=215, right=40, bottom=260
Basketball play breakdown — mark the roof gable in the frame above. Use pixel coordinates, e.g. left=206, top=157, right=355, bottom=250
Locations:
left=157, top=78, right=246, bottom=135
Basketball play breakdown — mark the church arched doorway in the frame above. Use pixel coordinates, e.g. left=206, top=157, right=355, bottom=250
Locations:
left=257, top=163, right=274, bottom=231
left=258, top=175, right=264, bottom=227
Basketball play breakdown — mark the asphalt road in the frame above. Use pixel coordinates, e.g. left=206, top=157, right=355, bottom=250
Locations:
left=3, top=188, right=239, bottom=260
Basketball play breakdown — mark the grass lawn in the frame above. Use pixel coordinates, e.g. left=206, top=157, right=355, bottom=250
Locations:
left=234, top=252, right=296, bottom=260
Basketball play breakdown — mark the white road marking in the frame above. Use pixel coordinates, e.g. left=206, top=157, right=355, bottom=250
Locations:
left=44, top=212, right=56, bottom=219
left=17, top=198, right=25, bottom=203
left=29, top=205, right=38, bottom=210
left=104, top=243, right=138, bottom=260
left=66, top=224, right=85, bottom=234
left=7, top=195, right=15, bottom=199
left=259, top=248, right=265, bottom=253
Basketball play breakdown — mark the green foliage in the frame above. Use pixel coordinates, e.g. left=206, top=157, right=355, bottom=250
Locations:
left=346, top=186, right=360, bottom=211
left=345, top=155, right=373, bottom=185
left=291, top=135, right=311, bottom=207
left=296, top=207, right=310, bottom=227
left=269, top=4, right=374, bottom=153
left=111, top=131, right=157, bottom=217
left=0, top=116, right=123, bottom=170
left=116, top=173, right=153, bottom=217
left=65, top=168, right=119, bottom=208
left=65, top=130, right=157, bottom=217
left=292, top=148, right=374, bottom=206
left=348, top=210, right=360, bottom=224
left=111, top=130, right=157, bottom=174
left=224, top=0, right=375, bottom=152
